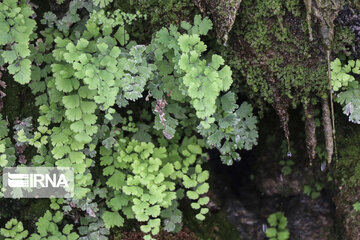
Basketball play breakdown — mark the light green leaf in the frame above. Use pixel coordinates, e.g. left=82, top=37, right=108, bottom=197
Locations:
left=114, top=26, right=129, bottom=46
left=102, top=211, right=124, bottom=229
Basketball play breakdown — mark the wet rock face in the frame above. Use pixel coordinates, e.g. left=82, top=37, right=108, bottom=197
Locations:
left=334, top=187, right=360, bottom=239
left=337, top=5, right=360, bottom=39
left=257, top=172, right=305, bottom=197
left=285, top=196, right=334, bottom=240
left=224, top=193, right=334, bottom=240
left=219, top=164, right=334, bottom=240
left=336, top=5, right=360, bottom=58
left=194, top=0, right=242, bottom=43
left=254, top=161, right=317, bottom=196
left=258, top=171, right=334, bottom=240
left=224, top=196, right=265, bottom=240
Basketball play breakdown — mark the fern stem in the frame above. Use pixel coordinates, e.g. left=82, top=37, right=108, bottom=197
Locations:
left=326, top=50, right=338, bottom=165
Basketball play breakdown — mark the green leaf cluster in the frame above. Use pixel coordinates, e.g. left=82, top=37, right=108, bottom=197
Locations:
left=1, top=211, right=79, bottom=240
left=150, top=15, right=232, bottom=129
left=353, top=202, right=360, bottom=212
left=60, top=188, right=111, bottom=240
left=279, top=159, right=294, bottom=176
left=3, top=3, right=258, bottom=239
left=265, top=211, right=290, bottom=240
left=331, top=58, right=360, bottom=92
left=99, top=136, right=209, bottom=239
left=93, top=0, right=113, bottom=8
left=19, top=8, right=149, bottom=200
left=331, top=58, right=360, bottom=124
left=198, top=92, right=258, bottom=165
left=303, top=183, right=323, bottom=199
left=0, top=0, right=36, bottom=84
left=29, top=210, right=79, bottom=240
left=0, top=114, right=16, bottom=169
left=0, top=219, right=28, bottom=240
left=160, top=201, right=182, bottom=232
left=40, top=0, right=95, bottom=33
left=336, top=79, right=360, bottom=124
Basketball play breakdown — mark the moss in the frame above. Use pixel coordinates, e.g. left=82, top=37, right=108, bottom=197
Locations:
left=220, top=0, right=329, bottom=111
left=195, top=0, right=242, bottom=43
left=334, top=119, right=360, bottom=187
left=333, top=26, right=355, bottom=58
left=334, top=187, right=360, bottom=239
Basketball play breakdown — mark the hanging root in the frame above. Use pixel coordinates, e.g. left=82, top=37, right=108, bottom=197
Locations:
left=194, top=0, right=242, bottom=43
left=309, top=0, right=341, bottom=164
left=272, top=85, right=291, bottom=155
left=304, top=0, right=313, bottom=41
left=322, top=97, right=334, bottom=164
left=304, top=102, right=317, bottom=165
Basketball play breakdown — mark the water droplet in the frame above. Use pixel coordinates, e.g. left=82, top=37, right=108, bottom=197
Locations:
left=262, top=224, right=267, bottom=232
left=321, top=162, right=326, bottom=172
left=345, top=102, right=353, bottom=116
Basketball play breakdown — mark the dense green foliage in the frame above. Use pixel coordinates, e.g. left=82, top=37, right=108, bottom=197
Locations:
left=1, top=218, right=28, bottom=240
left=2, top=0, right=360, bottom=239
left=114, top=0, right=197, bottom=41
left=0, top=0, right=258, bottom=239
left=1, top=211, right=79, bottom=240
left=0, top=0, right=36, bottom=84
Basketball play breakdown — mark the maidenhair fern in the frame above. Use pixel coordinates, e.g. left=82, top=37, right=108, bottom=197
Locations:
left=0, top=0, right=36, bottom=84
left=178, top=34, right=232, bottom=128
left=29, top=210, right=79, bottom=240
left=331, top=58, right=360, bottom=124
left=93, top=0, right=114, bottom=8
left=0, top=114, right=16, bottom=198
left=0, top=219, right=28, bottom=240
left=265, top=211, right=290, bottom=240
left=100, top=136, right=209, bottom=239
left=197, top=92, right=258, bottom=165
left=1, top=211, right=79, bottom=240
left=0, top=114, right=16, bottom=168
left=1, top=0, right=259, bottom=238
left=149, top=15, right=232, bottom=129
left=331, top=58, right=360, bottom=91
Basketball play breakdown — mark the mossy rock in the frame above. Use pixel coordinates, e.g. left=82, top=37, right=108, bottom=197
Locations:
left=334, top=187, right=360, bottom=239
left=334, top=118, right=360, bottom=187
left=223, top=0, right=329, bottom=108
